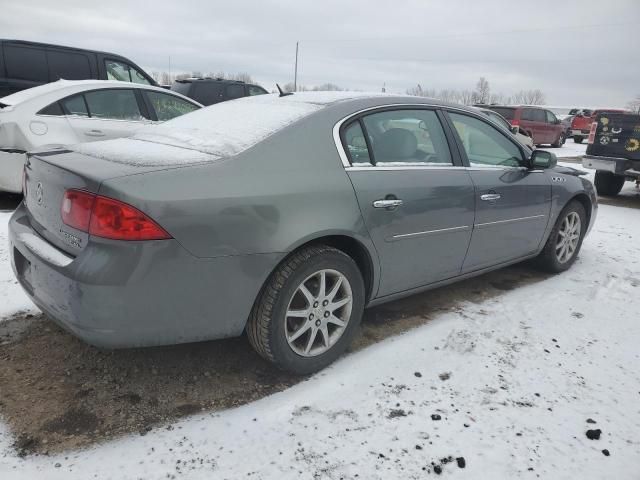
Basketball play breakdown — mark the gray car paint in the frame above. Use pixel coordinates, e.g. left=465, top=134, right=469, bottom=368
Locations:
left=9, top=95, right=597, bottom=348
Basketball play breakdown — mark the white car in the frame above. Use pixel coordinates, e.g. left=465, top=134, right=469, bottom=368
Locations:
left=0, top=80, right=202, bottom=193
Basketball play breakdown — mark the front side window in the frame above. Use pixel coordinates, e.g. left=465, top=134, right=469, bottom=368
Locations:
left=343, top=121, right=371, bottom=165
left=360, top=109, right=452, bottom=165
left=145, top=91, right=199, bottom=121
left=449, top=112, right=524, bottom=168
left=546, top=110, right=558, bottom=124
left=248, top=85, right=267, bottom=96
left=105, top=60, right=132, bottom=82
left=129, top=66, right=151, bottom=85
left=61, top=95, right=88, bottom=116
left=192, top=83, right=222, bottom=105
left=84, top=89, right=143, bottom=121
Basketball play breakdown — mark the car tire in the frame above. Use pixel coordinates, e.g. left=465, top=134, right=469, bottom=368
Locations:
left=551, top=133, right=564, bottom=148
left=535, top=200, right=586, bottom=273
left=247, top=245, right=365, bottom=374
left=594, top=171, right=625, bottom=196
left=574, top=136, right=583, bottom=144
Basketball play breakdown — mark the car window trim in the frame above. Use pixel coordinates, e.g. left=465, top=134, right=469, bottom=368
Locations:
left=336, top=105, right=463, bottom=169
left=440, top=108, right=529, bottom=169
left=60, top=87, right=145, bottom=122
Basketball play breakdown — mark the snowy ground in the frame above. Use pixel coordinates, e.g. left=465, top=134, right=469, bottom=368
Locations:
left=544, top=140, right=587, bottom=159
left=1, top=151, right=639, bottom=478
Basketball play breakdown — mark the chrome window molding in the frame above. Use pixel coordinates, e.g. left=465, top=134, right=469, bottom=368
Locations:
left=333, top=102, right=530, bottom=170
left=345, top=165, right=531, bottom=172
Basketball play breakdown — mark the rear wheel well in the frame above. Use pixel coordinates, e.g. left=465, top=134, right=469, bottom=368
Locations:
left=287, top=235, right=375, bottom=302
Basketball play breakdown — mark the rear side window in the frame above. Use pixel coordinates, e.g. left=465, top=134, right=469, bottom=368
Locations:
left=487, top=107, right=515, bottom=120
left=61, top=95, right=89, bottom=116
left=359, top=109, right=452, bottom=165
left=449, top=112, right=523, bottom=167
left=343, top=122, right=371, bottom=165
left=145, top=91, right=199, bottom=121
left=47, top=50, right=91, bottom=80
left=522, top=109, right=545, bottom=122
left=84, top=89, right=143, bottom=120
left=4, top=45, right=48, bottom=82
left=226, top=84, right=245, bottom=100
left=171, top=82, right=192, bottom=96
left=192, top=83, right=222, bottom=105
left=38, top=102, right=64, bottom=116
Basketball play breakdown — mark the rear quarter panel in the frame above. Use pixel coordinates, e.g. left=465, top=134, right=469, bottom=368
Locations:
left=98, top=108, right=377, bottom=261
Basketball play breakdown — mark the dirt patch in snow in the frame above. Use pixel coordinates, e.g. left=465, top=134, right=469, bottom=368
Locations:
left=0, top=263, right=549, bottom=455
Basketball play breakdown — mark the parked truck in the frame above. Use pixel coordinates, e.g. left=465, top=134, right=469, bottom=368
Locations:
left=582, top=112, right=640, bottom=196
left=571, top=108, right=627, bottom=143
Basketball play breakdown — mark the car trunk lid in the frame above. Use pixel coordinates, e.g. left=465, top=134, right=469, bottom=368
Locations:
left=23, top=146, right=207, bottom=256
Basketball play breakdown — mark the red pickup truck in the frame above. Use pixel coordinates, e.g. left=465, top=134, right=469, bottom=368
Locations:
left=571, top=109, right=628, bottom=143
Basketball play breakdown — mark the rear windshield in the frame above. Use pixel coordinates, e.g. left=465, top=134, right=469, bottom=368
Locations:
left=74, top=94, right=324, bottom=164
left=486, top=107, right=515, bottom=120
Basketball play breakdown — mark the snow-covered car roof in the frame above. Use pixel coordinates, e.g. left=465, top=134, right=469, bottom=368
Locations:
left=72, top=92, right=394, bottom=165
left=0, top=79, right=201, bottom=111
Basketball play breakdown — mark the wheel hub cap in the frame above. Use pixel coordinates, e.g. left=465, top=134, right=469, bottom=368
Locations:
left=556, top=212, right=581, bottom=264
left=284, top=269, right=353, bottom=357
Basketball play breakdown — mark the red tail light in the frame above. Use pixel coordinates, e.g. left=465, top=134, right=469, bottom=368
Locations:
left=61, top=189, right=171, bottom=241
left=587, top=122, right=597, bottom=144
left=510, top=120, right=519, bottom=127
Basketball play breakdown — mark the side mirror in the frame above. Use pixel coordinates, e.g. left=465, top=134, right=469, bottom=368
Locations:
left=530, top=150, right=557, bottom=169
left=554, top=118, right=561, bottom=125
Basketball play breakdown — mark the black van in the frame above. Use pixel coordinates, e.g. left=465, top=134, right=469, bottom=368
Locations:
left=0, top=39, right=156, bottom=97
left=171, top=78, right=268, bottom=106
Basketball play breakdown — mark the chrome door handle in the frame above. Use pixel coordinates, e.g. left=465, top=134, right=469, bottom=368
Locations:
left=84, top=130, right=105, bottom=137
left=480, top=193, right=501, bottom=201
left=373, top=199, right=403, bottom=209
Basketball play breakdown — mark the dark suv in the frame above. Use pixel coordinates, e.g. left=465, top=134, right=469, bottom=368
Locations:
left=0, top=39, right=156, bottom=97
left=171, top=78, right=268, bottom=106
left=482, top=105, right=565, bottom=147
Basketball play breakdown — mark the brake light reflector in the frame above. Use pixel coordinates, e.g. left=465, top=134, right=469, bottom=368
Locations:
left=62, top=189, right=95, bottom=231
left=587, top=122, right=597, bottom=144
left=61, top=189, right=171, bottom=241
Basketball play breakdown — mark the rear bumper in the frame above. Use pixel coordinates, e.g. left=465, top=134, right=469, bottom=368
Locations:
left=571, top=129, right=590, bottom=137
left=0, top=150, right=25, bottom=193
left=9, top=203, right=282, bottom=348
left=582, top=155, right=640, bottom=177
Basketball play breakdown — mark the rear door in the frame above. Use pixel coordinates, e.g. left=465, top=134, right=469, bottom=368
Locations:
left=62, top=88, right=148, bottom=141
left=445, top=111, right=551, bottom=271
left=341, top=107, right=475, bottom=296
left=2, top=43, right=49, bottom=92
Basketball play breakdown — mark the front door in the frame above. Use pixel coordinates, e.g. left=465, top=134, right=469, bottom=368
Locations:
left=341, top=108, right=475, bottom=296
left=445, top=111, right=552, bottom=272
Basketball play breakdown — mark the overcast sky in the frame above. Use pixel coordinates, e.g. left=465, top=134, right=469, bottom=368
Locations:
left=2, top=0, right=638, bottom=107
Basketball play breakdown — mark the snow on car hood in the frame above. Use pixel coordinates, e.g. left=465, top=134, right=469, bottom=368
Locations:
left=72, top=94, right=331, bottom=166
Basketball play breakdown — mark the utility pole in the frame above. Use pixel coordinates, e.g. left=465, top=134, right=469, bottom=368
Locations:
left=168, top=56, right=171, bottom=84
left=293, top=41, right=299, bottom=92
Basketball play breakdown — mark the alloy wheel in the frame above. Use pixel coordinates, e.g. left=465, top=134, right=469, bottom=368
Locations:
left=556, top=212, right=581, bottom=263
left=284, top=269, right=353, bottom=357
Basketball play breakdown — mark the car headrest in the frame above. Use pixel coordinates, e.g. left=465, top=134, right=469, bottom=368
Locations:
left=377, top=128, right=417, bottom=161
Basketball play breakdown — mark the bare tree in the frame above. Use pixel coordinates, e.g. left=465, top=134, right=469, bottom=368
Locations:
left=312, top=83, right=344, bottom=91
left=473, top=77, right=491, bottom=104
left=626, top=95, right=640, bottom=114
left=512, top=89, right=546, bottom=105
